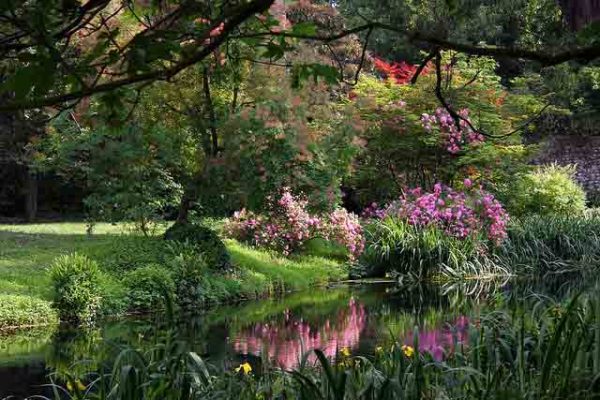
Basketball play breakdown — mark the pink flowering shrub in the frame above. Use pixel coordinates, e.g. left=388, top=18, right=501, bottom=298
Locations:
left=383, top=181, right=508, bottom=245
left=361, top=202, right=386, bottom=220
left=225, top=189, right=364, bottom=260
left=323, top=209, right=365, bottom=259
left=421, top=108, right=484, bottom=154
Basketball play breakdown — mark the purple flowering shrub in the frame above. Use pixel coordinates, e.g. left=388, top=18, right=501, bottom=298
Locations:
left=387, top=182, right=508, bottom=245
left=362, top=180, right=509, bottom=245
left=421, top=108, right=484, bottom=154
left=225, top=189, right=364, bottom=260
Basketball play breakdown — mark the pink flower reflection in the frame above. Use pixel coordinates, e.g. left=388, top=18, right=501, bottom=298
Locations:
left=232, top=299, right=367, bottom=369
left=403, top=315, right=470, bottom=361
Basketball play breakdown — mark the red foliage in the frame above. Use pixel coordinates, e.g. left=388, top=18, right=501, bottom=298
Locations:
left=372, top=57, right=429, bottom=85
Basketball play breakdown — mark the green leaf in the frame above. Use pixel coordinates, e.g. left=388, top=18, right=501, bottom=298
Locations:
left=261, top=42, right=285, bottom=60
left=0, top=64, right=51, bottom=99
left=291, top=22, right=317, bottom=36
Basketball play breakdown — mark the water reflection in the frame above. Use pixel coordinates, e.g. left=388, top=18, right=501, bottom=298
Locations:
left=2, top=274, right=600, bottom=397
left=402, top=315, right=469, bottom=361
left=232, top=298, right=367, bottom=369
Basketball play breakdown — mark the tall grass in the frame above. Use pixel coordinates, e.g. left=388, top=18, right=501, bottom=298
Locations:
left=359, top=218, right=508, bottom=280
left=360, top=214, right=600, bottom=279
left=40, top=293, right=600, bottom=399
left=498, top=213, right=600, bottom=275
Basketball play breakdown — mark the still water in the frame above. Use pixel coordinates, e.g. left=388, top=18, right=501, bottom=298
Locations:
left=0, top=276, right=593, bottom=398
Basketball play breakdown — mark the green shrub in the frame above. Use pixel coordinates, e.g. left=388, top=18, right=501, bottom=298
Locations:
left=49, top=253, right=102, bottom=324
left=97, top=272, right=128, bottom=317
left=498, top=214, right=600, bottom=274
left=509, top=164, right=586, bottom=216
left=167, top=243, right=211, bottom=309
left=164, top=222, right=231, bottom=271
left=358, top=218, right=505, bottom=279
left=0, top=295, right=57, bottom=328
left=123, top=265, right=175, bottom=312
left=93, top=236, right=169, bottom=272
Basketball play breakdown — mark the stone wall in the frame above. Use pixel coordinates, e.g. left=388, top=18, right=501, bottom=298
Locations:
left=535, top=135, right=600, bottom=199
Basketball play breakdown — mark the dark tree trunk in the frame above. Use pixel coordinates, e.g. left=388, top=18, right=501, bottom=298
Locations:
left=558, top=0, right=600, bottom=31
left=202, top=65, right=219, bottom=156
left=24, top=171, right=38, bottom=222
left=176, top=192, right=193, bottom=223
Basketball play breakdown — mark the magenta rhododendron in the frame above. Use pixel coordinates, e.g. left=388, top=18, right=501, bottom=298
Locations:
left=421, top=108, right=484, bottom=154
left=225, top=189, right=364, bottom=259
left=363, top=183, right=509, bottom=245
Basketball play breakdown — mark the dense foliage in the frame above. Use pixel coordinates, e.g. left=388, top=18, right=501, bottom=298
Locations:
left=508, top=164, right=587, bottom=216
left=345, top=53, right=543, bottom=206
left=49, top=253, right=102, bottom=325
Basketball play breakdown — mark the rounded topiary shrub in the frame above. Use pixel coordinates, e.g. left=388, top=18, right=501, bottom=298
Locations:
left=49, top=253, right=102, bottom=325
left=123, top=264, right=175, bottom=312
left=164, top=222, right=231, bottom=271
left=509, top=164, right=586, bottom=217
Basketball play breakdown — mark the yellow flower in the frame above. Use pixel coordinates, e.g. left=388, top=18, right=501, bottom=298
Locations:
left=235, top=362, right=252, bottom=374
left=340, top=347, right=351, bottom=357
left=375, top=346, right=384, bottom=355
left=401, top=345, right=415, bottom=358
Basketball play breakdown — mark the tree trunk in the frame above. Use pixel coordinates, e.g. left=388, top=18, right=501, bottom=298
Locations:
left=558, top=0, right=600, bottom=31
left=24, top=171, right=38, bottom=222
left=175, top=192, right=193, bottom=223
left=203, top=65, right=219, bottom=156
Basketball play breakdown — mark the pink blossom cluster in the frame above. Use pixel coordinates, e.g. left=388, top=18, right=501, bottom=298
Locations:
left=421, top=108, right=484, bottom=154
left=384, top=182, right=509, bottom=244
left=361, top=202, right=386, bottom=219
left=225, top=189, right=364, bottom=259
left=323, top=209, right=365, bottom=260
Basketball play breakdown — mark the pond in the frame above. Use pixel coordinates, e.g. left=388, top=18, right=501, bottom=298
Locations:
left=0, top=275, right=595, bottom=398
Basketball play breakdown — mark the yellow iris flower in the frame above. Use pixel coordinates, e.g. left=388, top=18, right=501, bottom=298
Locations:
left=66, top=380, right=86, bottom=391
left=235, top=362, right=252, bottom=374
left=401, top=345, right=415, bottom=358
left=340, top=347, right=351, bottom=357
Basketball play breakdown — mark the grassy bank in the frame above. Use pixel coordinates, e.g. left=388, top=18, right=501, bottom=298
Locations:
left=0, top=223, right=346, bottom=330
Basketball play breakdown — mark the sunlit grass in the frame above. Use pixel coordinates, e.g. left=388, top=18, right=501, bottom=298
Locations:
left=0, top=222, right=346, bottom=328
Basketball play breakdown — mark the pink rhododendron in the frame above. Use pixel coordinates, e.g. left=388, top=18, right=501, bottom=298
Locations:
left=421, top=108, right=484, bottom=154
left=383, top=184, right=508, bottom=244
left=361, top=202, right=386, bottom=220
left=225, top=189, right=364, bottom=259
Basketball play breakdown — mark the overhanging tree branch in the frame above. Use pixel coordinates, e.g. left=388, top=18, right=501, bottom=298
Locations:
left=237, top=22, right=600, bottom=66
left=0, top=0, right=276, bottom=112
left=3, top=3, right=600, bottom=112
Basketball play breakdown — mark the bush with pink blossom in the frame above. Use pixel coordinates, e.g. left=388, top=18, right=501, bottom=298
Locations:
left=225, top=189, right=364, bottom=260
left=421, top=108, right=485, bottom=154
left=356, top=181, right=510, bottom=279
left=384, top=181, right=508, bottom=245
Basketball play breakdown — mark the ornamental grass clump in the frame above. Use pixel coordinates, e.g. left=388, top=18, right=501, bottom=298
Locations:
left=225, top=188, right=364, bottom=260
left=499, top=213, right=600, bottom=274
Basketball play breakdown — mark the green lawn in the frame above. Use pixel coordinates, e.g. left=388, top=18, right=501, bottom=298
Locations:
left=0, top=223, right=129, bottom=301
left=0, top=222, right=346, bottom=329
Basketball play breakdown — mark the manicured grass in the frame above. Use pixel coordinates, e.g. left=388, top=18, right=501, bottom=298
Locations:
left=0, top=222, right=346, bottom=329
left=0, top=223, right=129, bottom=302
